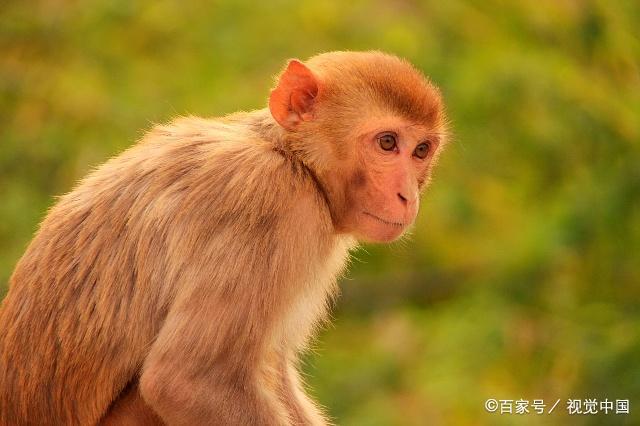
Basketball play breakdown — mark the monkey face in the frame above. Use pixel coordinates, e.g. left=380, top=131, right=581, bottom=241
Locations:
left=332, top=115, right=441, bottom=243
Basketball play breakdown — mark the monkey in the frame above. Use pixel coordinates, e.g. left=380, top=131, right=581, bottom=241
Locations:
left=0, top=51, right=447, bottom=425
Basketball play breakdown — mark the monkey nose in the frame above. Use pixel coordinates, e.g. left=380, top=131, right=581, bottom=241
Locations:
left=396, top=191, right=417, bottom=208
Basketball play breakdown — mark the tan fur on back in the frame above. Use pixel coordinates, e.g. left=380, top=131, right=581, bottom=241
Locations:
left=0, top=112, right=354, bottom=424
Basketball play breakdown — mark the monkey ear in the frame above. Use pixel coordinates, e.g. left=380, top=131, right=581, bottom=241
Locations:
left=269, top=59, right=319, bottom=130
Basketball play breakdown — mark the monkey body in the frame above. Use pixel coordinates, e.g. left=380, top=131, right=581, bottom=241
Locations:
left=0, top=113, right=353, bottom=424
left=0, top=51, right=446, bottom=425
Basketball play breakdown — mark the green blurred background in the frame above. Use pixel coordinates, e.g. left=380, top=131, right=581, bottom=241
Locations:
left=1, top=0, right=639, bottom=424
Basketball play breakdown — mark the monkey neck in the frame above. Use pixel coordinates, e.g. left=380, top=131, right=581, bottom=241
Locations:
left=228, top=109, right=338, bottom=229
left=228, top=109, right=312, bottom=166
left=230, top=109, right=311, bottom=161
left=238, top=108, right=287, bottom=143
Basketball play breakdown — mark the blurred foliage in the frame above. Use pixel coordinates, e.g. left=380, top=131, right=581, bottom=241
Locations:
left=1, top=0, right=639, bottom=424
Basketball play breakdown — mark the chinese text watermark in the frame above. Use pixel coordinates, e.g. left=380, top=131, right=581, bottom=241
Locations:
left=484, top=398, right=630, bottom=415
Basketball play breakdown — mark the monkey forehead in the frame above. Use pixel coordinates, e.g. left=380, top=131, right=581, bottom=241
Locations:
left=306, top=51, right=444, bottom=126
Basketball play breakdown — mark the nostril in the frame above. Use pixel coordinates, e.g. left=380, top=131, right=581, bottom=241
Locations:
left=397, top=193, right=408, bottom=204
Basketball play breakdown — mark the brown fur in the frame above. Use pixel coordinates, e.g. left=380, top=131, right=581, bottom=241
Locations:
left=0, top=51, right=446, bottom=425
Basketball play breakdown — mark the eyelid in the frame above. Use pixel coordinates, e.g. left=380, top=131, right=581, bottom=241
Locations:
left=424, top=138, right=440, bottom=148
left=420, top=140, right=434, bottom=150
left=377, top=131, right=398, bottom=139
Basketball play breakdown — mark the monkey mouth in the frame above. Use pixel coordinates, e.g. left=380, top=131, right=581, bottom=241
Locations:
left=362, top=211, right=405, bottom=228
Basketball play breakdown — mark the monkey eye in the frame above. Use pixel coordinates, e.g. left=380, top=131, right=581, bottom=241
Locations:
left=377, top=133, right=397, bottom=151
left=413, top=142, right=431, bottom=159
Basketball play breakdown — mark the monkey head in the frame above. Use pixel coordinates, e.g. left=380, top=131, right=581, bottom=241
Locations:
left=269, top=51, right=447, bottom=243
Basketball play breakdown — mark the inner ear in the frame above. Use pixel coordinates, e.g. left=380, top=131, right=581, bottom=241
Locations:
left=269, top=60, right=319, bottom=129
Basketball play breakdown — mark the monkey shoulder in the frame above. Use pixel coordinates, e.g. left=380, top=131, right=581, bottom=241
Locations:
left=138, top=116, right=334, bottom=237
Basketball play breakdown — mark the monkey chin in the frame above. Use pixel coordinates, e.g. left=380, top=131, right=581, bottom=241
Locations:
left=356, top=212, right=409, bottom=243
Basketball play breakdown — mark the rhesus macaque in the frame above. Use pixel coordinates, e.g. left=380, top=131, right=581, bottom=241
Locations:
left=0, top=51, right=447, bottom=425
